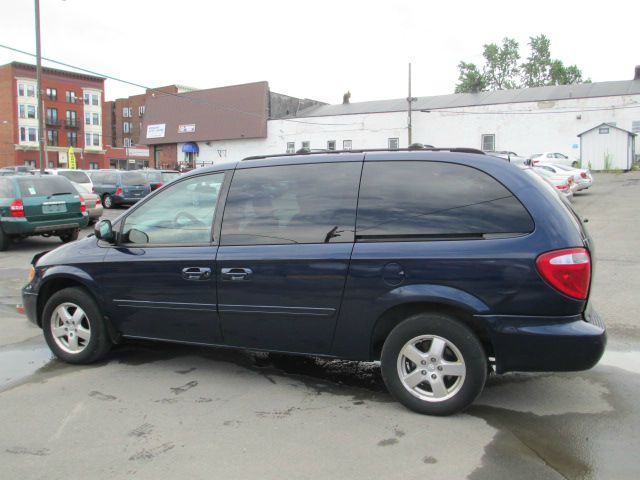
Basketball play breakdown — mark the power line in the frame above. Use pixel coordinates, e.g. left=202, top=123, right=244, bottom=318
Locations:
left=0, top=43, right=359, bottom=127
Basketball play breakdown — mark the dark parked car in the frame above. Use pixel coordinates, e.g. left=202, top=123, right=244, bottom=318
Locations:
left=21, top=149, right=605, bottom=415
left=90, top=170, right=151, bottom=209
left=140, top=169, right=181, bottom=191
left=0, top=175, right=88, bottom=250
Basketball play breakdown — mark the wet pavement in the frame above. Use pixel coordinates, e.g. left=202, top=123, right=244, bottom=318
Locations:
left=1, top=175, right=639, bottom=479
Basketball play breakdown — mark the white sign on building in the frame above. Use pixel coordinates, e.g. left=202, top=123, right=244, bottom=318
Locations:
left=178, top=124, right=196, bottom=133
left=147, top=124, right=166, bottom=138
left=127, top=148, right=150, bottom=157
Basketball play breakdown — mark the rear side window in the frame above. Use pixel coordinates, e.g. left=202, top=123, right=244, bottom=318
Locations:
left=356, top=161, right=533, bottom=240
left=221, top=162, right=361, bottom=245
left=57, top=170, right=90, bottom=183
left=122, top=172, right=146, bottom=185
left=0, top=179, right=13, bottom=198
left=145, top=171, right=162, bottom=182
left=17, top=177, right=75, bottom=197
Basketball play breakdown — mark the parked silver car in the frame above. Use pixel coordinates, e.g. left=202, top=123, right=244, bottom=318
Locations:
left=71, top=181, right=103, bottom=224
left=531, top=166, right=576, bottom=200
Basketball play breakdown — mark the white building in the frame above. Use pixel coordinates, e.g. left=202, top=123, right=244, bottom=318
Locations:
left=146, top=69, right=640, bottom=169
left=579, top=123, right=636, bottom=170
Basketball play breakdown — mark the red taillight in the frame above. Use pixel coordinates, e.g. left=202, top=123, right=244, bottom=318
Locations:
left=581, top=172, right=587, bottom=179
left=79, top=195, right=86, bottom=213
left=536, top=248, right=591, bottom=300
left=10, top=199, right=24, bottom=217
left=556, top=184, right=569, bottom=191
left=115, top=187, right=123, bottom=196
left=95, top=196, right=101, bottom=204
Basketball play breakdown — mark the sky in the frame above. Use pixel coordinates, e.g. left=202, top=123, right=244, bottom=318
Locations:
left=0, top=0, right=638, bottom=103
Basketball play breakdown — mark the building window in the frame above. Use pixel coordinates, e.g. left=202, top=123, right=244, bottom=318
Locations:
left=20, top=127, right=37, bottom=142
left=327, top=140, right=336, bottom=150
left=66, top=110, right=77, bottom=127
left=66, top=91, right=77, bottom=103
left=48, top=161, right=55, bottom=168
left=388, top=138, right=399, bottom=150
left=302, top=141, right=310, bottom=149
left=22, top=105, right=37, bottom=119
left=85, top=133, right=100, bottom=147
left=123, top=107, right=132, bottom=117
left=89, top=162, right=99, bottom=170
left=343, top=140, right=352, bottom=150
left=26, top=85, right=35, bottom=97
left=19, top=104, right=25, bottom=118
left=481, top=134, right=495, bottom=152
left=85, top=112, right=91, bottom=125
left=84, top=92, right=99, bottom=106
left=123, top=137, right=132, bottom=147
left=46, top=88, right=57, bottom=101
left=123, top=122, right=131, bottom=133
left=46, top=108, right=58, bottom=125
left=24, top=160, right=36, bottom=169
left=18, top=84, right=25, bottom=96
left=632, top=121, right=640, bottom=133
left=286, top=142, right=295, bottom=153
left=138, top=106, right=145, bottom=116
left=93, top=113, right=100, bottom=126
left=67, top=131, right=78, bottom=147
left=47, top=130, right=58, bottom=146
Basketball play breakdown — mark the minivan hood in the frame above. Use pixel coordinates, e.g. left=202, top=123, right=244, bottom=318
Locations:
left=36, top=236, right=101, bottom=267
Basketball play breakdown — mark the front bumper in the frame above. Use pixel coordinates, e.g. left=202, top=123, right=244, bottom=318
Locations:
left=22, top=290, right=39, bottom=326
left=482, top=304, right=606, bottom=374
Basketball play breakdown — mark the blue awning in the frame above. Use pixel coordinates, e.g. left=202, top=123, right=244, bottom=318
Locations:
left=182, top=142, right=199, bottom=153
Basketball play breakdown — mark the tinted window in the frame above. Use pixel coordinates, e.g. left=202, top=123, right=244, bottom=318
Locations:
left=17, top=177, right=75, bottom=197
left=357, top=161, right=533, bottom=239
left=122, top=172, right=146, bottom=185
left=122, top=173, right=224, bottom=245
left=57, top=170, right=90, bottom=184
left=144, top=171, right=162, bottom=182
left=0, top=179, right=13, bottom=198
left=161, top=172, right=180, bottom=183
left=221, top=162, right=360, bottom=245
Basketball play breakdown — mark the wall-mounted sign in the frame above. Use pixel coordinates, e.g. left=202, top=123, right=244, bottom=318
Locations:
left=147, top=124, right=166, bottom=138
left=127, top=148, right=150, bottom=157
left=178, top=124, right=196, bottom=133
left=598, top=127, right=610, bottom=134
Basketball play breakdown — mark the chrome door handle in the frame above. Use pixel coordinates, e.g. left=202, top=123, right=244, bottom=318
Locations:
left=221, top=267, right=253, bottom=281
left=181, top=267, right=212, bottom=281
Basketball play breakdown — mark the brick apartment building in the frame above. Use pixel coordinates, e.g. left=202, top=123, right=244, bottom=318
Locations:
left=103, top=85, right=193, bottom=169
left=0, top=61, right=107, bottom=170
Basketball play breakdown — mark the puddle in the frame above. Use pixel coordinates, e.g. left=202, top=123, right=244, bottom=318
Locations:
left=0, top=338, right=56, bottom=391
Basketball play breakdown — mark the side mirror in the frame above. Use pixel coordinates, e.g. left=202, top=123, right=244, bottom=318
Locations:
left=95, top=219, right=115, bottom=243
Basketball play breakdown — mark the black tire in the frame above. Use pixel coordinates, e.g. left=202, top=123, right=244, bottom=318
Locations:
left=381, top=312, right=487, bottom=416
left=103, top=194, right=113, bottom=209
left=572, top=161, right=579, bottom=168
left=42, top=287, right=112, bottom=364
left=0, top=226, right=10, bottom=251
left=59, top=228, right=79, bottom=243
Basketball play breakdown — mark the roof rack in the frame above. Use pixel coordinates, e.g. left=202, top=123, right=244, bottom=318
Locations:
left=242, top=147, right=486, bottom=162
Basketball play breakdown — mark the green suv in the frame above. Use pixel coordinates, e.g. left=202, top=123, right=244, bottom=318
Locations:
left=0, top=175, right=89, bottom=251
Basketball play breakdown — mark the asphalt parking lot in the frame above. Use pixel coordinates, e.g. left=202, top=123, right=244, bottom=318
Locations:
left=1, top=173, right=639, bottom=480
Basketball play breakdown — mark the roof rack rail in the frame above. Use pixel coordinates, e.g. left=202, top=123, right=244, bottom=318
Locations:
left=242, top=147, right=486, bottom=162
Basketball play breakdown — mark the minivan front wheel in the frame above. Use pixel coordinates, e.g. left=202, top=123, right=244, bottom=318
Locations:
left=42, top=287, right=112, bottom=364
left=381, top=313, right=487, bottom=415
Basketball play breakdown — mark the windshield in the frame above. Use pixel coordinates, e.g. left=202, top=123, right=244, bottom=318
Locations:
left=122, top=172, right=147, bottom=185
left=57, top=170, right=91, bottom=183
left=17, top=176, right=75, bottom=197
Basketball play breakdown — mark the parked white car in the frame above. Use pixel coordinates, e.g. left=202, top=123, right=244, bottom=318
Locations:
left=485, top=150, right=527, bottom=165
left=536, top=164, right=593, bottom=191
left=531, top=166, right=576, bottom=200
left=529, top=152, right=579, bottom=168
left=44, top=169, right=94, bottom=192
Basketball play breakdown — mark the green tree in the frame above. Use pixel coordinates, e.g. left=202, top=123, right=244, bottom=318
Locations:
left=455, top=34, right=588, bottom=93
left=455, top=62, right=487, bottom=93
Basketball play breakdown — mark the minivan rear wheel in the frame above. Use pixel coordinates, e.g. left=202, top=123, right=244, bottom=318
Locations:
left=103, top=194, right=113, bottom=209
left=42, top=287, right=112, bottom=364
left=381, top=313, right=487, bottom=416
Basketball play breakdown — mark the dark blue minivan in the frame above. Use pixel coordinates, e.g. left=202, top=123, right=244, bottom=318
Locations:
left=89, top=169, right=151, bottom=209
left=22, top=149, right=605, bottom=415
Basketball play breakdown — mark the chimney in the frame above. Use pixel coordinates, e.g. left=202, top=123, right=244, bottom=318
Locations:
left=635, top=65, right=640, bottom=80
left=342, top=91, right=351, bottom=104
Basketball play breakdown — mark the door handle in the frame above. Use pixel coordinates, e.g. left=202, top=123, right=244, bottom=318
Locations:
left=181, top=267, right=212, bottom=281
left=221, top=267, right=253, bottom=281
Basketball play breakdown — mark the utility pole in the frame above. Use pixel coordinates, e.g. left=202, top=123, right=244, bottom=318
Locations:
left=35, top=0, right=46, bottom=173
left=407, top=63, right=417, bottom=146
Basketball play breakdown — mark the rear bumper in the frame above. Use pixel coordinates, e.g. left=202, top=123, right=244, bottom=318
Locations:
left=482, top=305, right=606, bottom=374
left=1, top=215, right=88, bottom=235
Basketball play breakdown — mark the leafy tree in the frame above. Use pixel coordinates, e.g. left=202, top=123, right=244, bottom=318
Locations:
left=455, top=34, right=587, bottom=93
left=455, top=62, right=487, bottom=93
